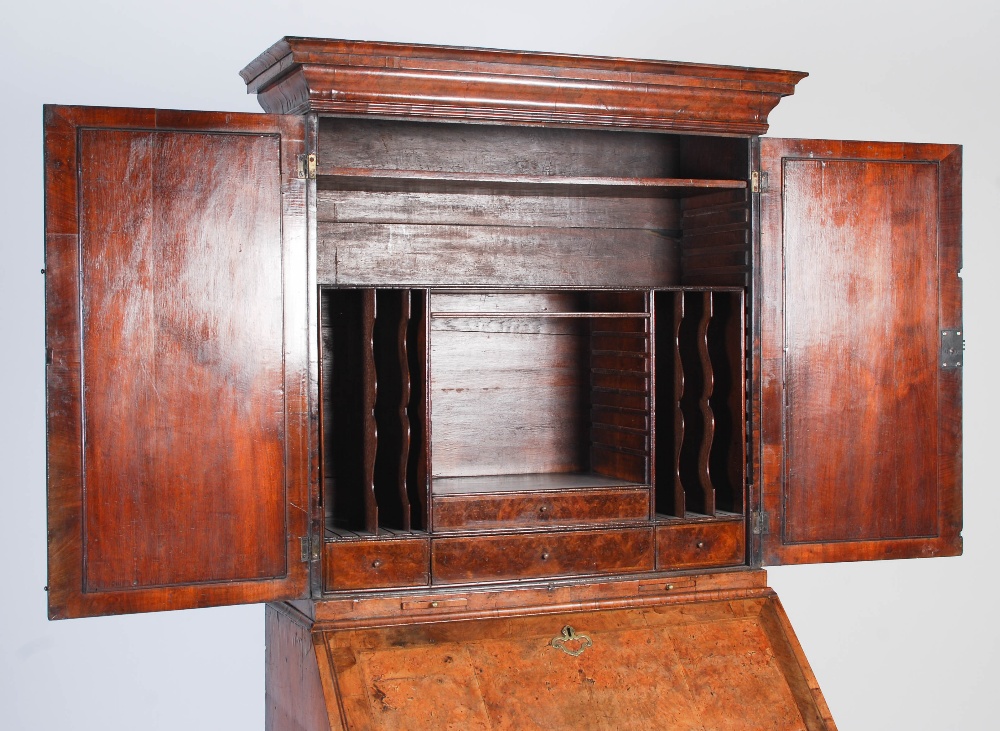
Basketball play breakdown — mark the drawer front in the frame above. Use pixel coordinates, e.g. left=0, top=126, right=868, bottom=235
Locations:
left=433, top=488, right=650, bottom=532
left=432, top=528, right=654, bottom=584
left=325, top=538, right=430, bottom=592
left=656, top=520, right=746, bottom=570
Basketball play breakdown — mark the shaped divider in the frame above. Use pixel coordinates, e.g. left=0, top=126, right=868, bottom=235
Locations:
left=654, top=289, right=745, bottom=518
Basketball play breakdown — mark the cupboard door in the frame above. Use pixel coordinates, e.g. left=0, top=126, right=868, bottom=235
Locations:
left=757, top=139, right=961, bottom=565
left=44, top=106, right=311, bottom=617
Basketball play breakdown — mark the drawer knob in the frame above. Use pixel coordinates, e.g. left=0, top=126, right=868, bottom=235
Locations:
left=696, top=541, right=705, bottom=549
left=541, top=551, right=550, bottom=560
left=371, top=559, right=383, bottom=569
left=539, top=505, right=549, bottom=513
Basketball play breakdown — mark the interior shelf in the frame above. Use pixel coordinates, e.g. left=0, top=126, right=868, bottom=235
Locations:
left=317, top=166, right=747, bottom=197
left=654, top=511, right=743, bottom=523
left=430, top=312, right=649, bottom=319
left=325, top=527, right=429, bottom=541
left=432, top=472, right=647, bottom=497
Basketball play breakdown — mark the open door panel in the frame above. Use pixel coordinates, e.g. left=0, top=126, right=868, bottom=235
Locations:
left=44, top=106, right=311, bottom=617
left=268, top=585, right=836, bottom=730
left=757, top=138, right=962, bottom=565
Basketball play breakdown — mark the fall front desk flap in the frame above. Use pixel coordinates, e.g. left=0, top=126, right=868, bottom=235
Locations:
left=283, top=590, right=834, bottom=731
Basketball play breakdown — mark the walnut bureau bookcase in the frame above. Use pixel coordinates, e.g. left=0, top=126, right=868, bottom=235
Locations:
left=43, top=37, right=962, bottom=730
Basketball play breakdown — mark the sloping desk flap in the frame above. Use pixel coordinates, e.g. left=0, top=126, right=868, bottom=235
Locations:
left=314, top=593, right=834, bottom=730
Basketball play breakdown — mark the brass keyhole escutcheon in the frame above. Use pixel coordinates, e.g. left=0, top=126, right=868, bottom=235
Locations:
left=551, top=625, right=593, bottom=657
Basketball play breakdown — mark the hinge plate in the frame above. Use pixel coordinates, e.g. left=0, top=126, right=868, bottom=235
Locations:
left=751, top=170, right=769, bottom=193
left=300, top=536, right=320, bottom=562
left=751, top=511, right=770, bottom=535
left=297, top=153, right=317, bottom=180
left=941, top=329, right=964, bottom=369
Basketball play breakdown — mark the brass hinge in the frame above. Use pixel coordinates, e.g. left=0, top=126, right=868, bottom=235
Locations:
left=751, top=511, right=770, bottom=536
left=751, top=171, right=769, bottom=193
left=941, top=330, right=964, bottom=369
left=300, top=536, right=320, bottom=563
left=297, top=153, right=317, bottom=180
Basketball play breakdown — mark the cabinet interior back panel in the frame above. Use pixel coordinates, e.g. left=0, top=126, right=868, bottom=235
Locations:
left=782, top=159, right=940, bottom=543
left=430, top=314, right=591, bottom=478
left=317, top=118, right=680, bottom=177
left=78, top=129, right=288, bottom=590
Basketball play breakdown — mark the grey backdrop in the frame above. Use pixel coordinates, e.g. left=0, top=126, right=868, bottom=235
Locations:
left=2, top=1, right=996, bottom=728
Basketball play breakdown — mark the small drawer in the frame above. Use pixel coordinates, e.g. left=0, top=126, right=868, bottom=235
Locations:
left=324, top=538, right=430, bottom=592
left=432, top=488, right=650, bottom=532
left=432, top=528, right=654, bottom=584
left=656, top=520, right=746, bottom=570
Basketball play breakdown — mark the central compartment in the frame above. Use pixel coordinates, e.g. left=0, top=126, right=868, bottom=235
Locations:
left=429, top=290, right=648, bottom=487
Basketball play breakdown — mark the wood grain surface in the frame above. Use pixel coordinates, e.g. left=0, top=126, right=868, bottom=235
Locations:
left=314, top=591, right=834, bottom=730
left=241, top=37, right=805, bottom=134
left=758, top=139, right=963, bottom=564
left=45, top=106, right=310, bottom=617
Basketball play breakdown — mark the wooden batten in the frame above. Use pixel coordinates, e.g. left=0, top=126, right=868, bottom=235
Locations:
left=240, top=37, right=806, bottom=133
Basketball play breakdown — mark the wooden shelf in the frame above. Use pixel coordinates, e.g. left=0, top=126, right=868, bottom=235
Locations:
left=433, top=472, right=647, bottom=497
left=430, top=311, right=649, bottom=319
left=325, top=527, right=429, bottom=542
left=654, top=511, right=743, bottom=523
left=317, top=167, right=747, bottom=197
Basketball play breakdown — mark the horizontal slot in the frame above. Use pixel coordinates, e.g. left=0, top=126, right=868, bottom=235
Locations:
left=591, top=352, right=648, bottom=370
left=681, top=227, right=749, bottom=247
left=592, top=405, right=649, bottom=431
left=681, top=188, right=749, bottom=211
left=591, top=389, right=649, bottom=412
left=681, top=203, right=749, bottom=228
left=683, top=272, right=748, bottom=287
left=591, top=371, right=648, bottom=392
left=591, top=444, right=647, bottom=483
left=683, top=250, right=748, bottom=269
left=592, top=424, right=648, bottom=448
left=683, top=265, right=750, bottom=278
left=591, top=332, right=648, bottom=352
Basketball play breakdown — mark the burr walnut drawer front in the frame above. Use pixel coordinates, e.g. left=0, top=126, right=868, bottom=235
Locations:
left=656, top=520, right=746, bottom=570
left=432, top=488, right=650, bottom=532
left=324, top=538, right=430, bottom=592
left=431, top=528, right=654, bottom=584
